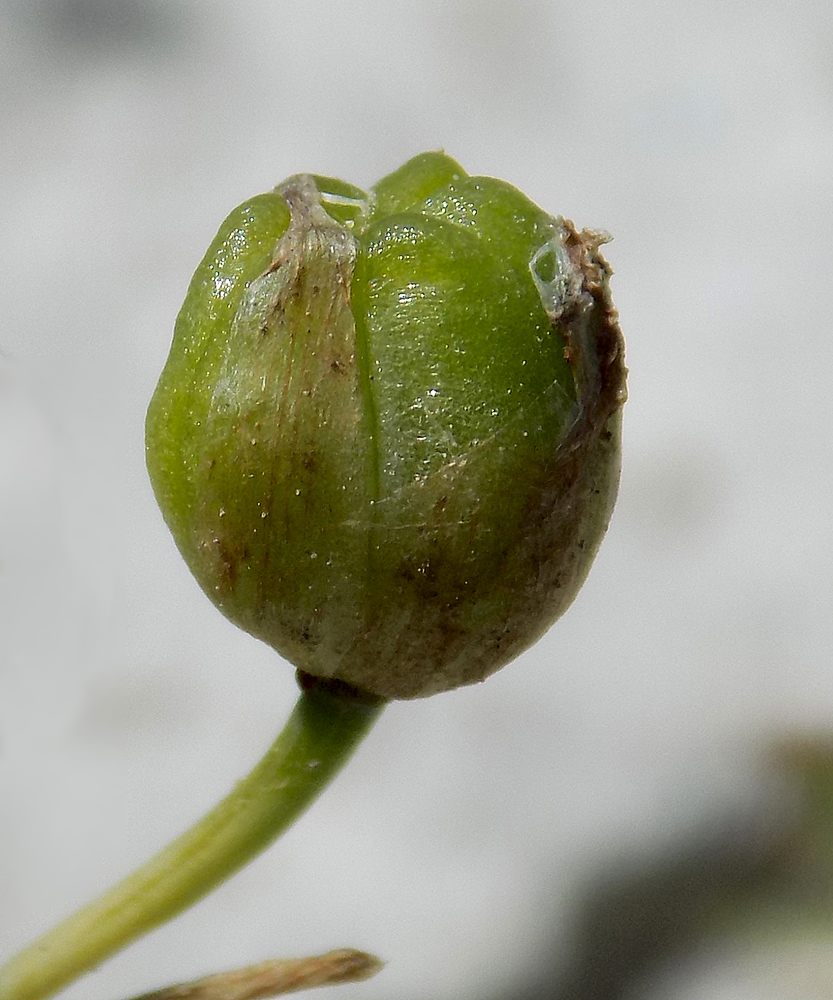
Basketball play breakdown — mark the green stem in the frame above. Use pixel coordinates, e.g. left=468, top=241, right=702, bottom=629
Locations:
left=0, top=674, right=385, bottom=1000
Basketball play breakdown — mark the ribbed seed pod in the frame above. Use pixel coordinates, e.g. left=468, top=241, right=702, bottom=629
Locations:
left=146, top=152, right=626, bottom=699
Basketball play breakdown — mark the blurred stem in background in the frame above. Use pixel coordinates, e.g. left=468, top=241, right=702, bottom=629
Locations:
left=0, top=674, right=384, bottom=1000
left=126, top=948, right=384, bottom=1000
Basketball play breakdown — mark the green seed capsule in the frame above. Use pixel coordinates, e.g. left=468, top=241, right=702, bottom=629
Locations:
left=146, top=152, right=627, bottom=699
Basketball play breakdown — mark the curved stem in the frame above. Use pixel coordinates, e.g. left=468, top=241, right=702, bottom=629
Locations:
left=0, top=674, right=385, bottom=1000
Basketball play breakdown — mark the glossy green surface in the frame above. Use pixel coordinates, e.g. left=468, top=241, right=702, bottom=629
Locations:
left=146, top=153, right=625, bottom=698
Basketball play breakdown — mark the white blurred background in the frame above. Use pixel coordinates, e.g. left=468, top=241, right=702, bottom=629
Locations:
left=1, top=1, right=832, bottom=998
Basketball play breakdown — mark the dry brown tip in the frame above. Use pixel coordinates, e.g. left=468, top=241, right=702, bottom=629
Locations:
left=124, top=948, right=385, bottom=1000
